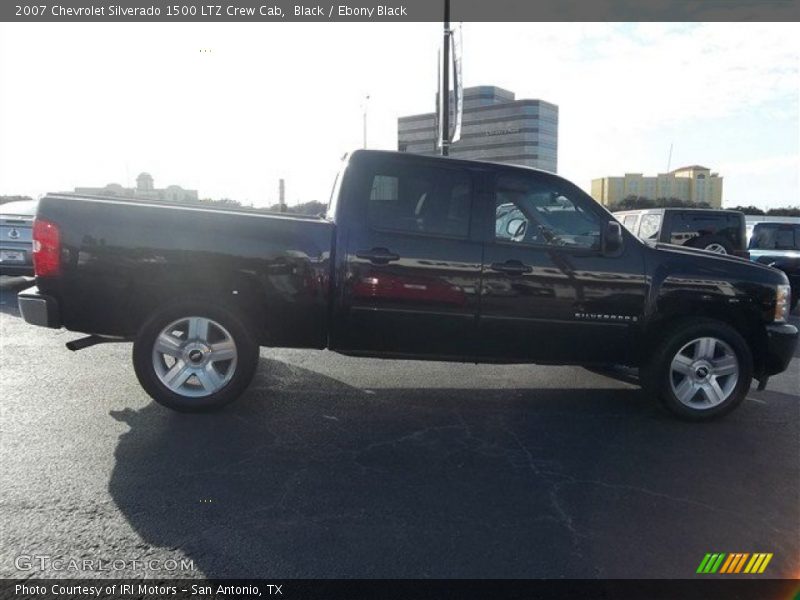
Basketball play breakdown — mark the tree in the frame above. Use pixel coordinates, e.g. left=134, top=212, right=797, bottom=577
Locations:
left=260, top=200, right=327, bottom=216
left=727, top=205, right=765, bottom=215
left=610, top=195, right=712, bottom=211
left=655, top=197, right=711, bottom=208
left=611, top=195, right=718, bottom=211
left=766, top=206, right=800, bottom=217
left=198, top=197, right=242, bottom=207
left=613, top=195, right=655, bottom=210
left=291, top=200, right=327, bottom=216
left=722, top=206, right=799, bottom=216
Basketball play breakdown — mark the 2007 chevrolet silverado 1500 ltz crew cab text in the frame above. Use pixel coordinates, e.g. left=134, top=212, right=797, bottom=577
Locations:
left=18, top=151, right=798, bottom=420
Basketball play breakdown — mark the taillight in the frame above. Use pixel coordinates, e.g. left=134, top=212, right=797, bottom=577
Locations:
left=32, top=218, right=61, bottom=277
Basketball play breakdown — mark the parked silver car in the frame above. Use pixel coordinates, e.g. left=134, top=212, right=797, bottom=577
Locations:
left=0, top=199, right=38, bottom=276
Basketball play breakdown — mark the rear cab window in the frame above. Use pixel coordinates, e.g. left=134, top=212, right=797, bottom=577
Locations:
left=669, top=213, right=743, bottom=249
left=749, top=223, right=800, bottom=250
left=366, top=164, right=473, bottom=238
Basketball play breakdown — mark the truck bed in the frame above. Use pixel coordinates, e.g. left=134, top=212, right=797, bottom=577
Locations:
left=35, top=193, right=335, bottom=349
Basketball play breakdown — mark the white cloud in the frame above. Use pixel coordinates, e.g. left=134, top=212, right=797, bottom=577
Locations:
left=460, top=23, right=798, bottom=205
left=718, top=154, right=800, bottom=177
left=0, top=22, right=797, bottom=208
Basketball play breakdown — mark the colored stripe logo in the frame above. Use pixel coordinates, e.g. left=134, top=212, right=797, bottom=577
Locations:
left=697, top=553, right=773, bottom=574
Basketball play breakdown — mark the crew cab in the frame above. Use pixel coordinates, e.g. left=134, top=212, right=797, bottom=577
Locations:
left=18, top=151, right=798, bottom=420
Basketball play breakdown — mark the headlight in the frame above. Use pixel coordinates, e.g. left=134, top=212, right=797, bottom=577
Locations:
left=774, top=284, right=791, bottom=323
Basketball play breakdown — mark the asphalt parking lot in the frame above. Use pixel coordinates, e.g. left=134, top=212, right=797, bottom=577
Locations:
left=0, top=275, right=798, bottom=579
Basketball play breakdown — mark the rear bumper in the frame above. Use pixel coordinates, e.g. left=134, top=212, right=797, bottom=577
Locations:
left=0, top=264, right=34, bottom=276
left=762, top=322, right=798, bottom=376
left=18, top=286, right=61, bottom=329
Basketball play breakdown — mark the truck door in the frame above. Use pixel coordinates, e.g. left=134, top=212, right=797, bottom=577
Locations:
left=333, top=153, right=484, bottom=360
left=478, top=169, right=647, bottom=364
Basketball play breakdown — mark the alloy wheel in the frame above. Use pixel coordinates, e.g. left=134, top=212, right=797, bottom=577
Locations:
left=151, top=316, right=238, bottom=397
left=669, top=336, right=739, bottom=409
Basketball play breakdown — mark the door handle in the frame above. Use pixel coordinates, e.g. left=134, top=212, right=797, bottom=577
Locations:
left=490, top=260, right=532, bottom=275
left=355, top=248, right=400, bottom=265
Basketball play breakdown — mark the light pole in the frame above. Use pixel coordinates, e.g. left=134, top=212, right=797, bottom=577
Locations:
left=440, top=0, right=450, bottom=156
left=363, top=94, right=370, bottom=149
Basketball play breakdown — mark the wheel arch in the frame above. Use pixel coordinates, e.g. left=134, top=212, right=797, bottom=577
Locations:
left=128, top=272, right=268, bottom=341
left=637, top=307, right=766, bottom=375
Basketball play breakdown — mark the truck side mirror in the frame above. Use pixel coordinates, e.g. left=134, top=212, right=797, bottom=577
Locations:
left=603, top=221, right=624, bottom=256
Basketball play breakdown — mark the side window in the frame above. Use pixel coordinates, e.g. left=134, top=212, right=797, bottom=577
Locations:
left=750, top=224, right=775, bottom=249
left=639, top=214, right=662, bottom=240
left=670, top=214, right=738, bottom=246
left=494, top=173, right=601, bottom=249
left=775, top=227, right=796, bottom=249
left=495, top=202, right=529, bottom=242
left=366, top=166, right=472, bottom=237
left=622, top=215, right=638, bottom=232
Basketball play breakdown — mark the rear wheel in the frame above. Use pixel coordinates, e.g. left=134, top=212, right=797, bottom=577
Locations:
left=643, top=319, right=752, bottom=421
left=133, top=301, right=259, bottom=412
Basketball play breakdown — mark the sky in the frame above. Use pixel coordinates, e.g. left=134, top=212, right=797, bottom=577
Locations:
left=0, top=22, right=797, bottom=208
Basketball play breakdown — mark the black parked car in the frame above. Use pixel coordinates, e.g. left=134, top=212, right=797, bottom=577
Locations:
left=18, top=151, right=797, bottom=420
left=614, top=208, right=748, bottom=257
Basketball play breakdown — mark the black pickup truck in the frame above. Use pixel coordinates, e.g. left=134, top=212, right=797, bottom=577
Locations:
left=19, top=150, right=797, bottom=420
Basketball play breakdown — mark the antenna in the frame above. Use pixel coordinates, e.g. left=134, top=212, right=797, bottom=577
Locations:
left=666, top=143, right=673, bottom=173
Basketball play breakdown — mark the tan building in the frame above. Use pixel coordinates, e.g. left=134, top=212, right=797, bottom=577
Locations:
left=591, top=165, right=723, bottom=208
left=74, top=172, right=198, bottom=203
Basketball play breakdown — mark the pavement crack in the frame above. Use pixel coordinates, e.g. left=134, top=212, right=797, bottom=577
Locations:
left=504, top=428, right=586, bottom=560
left=538, top=471, right=784, bottom=535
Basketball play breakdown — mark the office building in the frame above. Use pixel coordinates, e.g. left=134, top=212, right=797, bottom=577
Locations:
left=397, top=85, right=558, bottom=172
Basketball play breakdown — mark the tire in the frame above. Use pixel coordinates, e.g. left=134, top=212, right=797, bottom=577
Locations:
left=642, top=319, right=753, bottom=421
left=689, top=236, right=732, bottom=255
left=133, top=300, right=259, bottom=412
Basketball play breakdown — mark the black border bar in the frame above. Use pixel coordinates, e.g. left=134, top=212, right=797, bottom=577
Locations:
left=3, top=579, right=800, bottom=600
left=4, top=0, right=800, bottom=22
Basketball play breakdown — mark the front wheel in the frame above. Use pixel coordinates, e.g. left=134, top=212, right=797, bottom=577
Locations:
left=133, top=301, right=259, bottom=412
left=643, top=319, right=753, bottom=421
